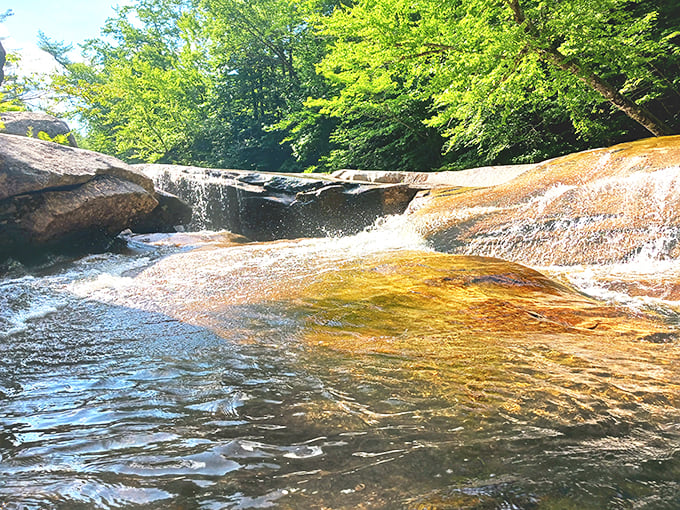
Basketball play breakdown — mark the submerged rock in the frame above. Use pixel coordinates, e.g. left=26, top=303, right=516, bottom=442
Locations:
left=294, top=251, right=666, bottom=350
left=410, top=135, right=680, bottom=266
left=140, top=164, right=419, bottom=241
left=101, top=242, right=674, bottom=355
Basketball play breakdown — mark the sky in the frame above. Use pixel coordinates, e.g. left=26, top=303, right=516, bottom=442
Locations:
left=1, top=1, right=133, bottom=72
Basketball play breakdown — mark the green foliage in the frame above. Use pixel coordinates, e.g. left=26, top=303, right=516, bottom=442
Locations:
left=41, top=0, right=679, bottom=172
left=35, top=129, right=72, bottom=146
left=0, top=53, right=30, bottom=114
left=50, top=0, right=211, bottom=162
left=195, top=0, right=339, bottom=170
left=314, top=0, right=680, bottom=165
left=37, top=31, right=73, bottom=67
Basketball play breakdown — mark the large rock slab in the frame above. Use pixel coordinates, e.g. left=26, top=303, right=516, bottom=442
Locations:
left=0, top=133, right=154, bottom=200
left=409, top=135, right=680, bottom=266
left=0, top=135, right=190, bottom=260
left=97, top=238, right=674, bottom=351
left=1, top=111, right=78, bottom=147
left=140, top=164, right=419, bottom=241
left=0, top=176, right=157, bottom=255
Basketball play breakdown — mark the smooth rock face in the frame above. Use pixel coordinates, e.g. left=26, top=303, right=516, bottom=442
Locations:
left=410, top=135, right=680, bottom=266
left=0, top=135, right=193, bottom=260
left=331, top=164, right=536, bottom=188
left=0, top=176, right=158, bottom=255
left=110, top=242, right=673, bottom=352
left=1, top=111, right=78, bottom=147
left=293, top=251, right=668, bottom=351
left=141, top=164, right=419, bottom=241
left=0, top=134, right=155, bottom=200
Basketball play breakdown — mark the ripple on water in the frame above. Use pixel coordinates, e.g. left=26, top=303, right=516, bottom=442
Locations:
left=2, top=232, right=680, bottom=508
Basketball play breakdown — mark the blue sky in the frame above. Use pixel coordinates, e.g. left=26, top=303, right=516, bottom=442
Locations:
left=1, top=1, right=132, bottom=53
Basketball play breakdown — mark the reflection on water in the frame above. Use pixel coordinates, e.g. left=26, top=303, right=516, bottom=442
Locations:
left=1, top=228, right=680, bottom=509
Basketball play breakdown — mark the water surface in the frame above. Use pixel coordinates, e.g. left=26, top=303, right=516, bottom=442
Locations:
left=2, top=225, right=680, bottom=509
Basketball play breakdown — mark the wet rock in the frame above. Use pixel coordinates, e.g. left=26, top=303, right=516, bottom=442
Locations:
left=130, top=190, right=192, bottom=234
left=331, top=164, right=536, bottom=188
left=118, top=246, right=675, bottom=355
left=291, top=251, right=673, bottom=355
left=139, top=164, right=419, bottom=241
left=1, top=111, right=78, bottom=147
left=127, top=230, right=251, bottom=249
left=410, top=135, right=680, bottom=266
left=639, top=332, right=678, bottom=343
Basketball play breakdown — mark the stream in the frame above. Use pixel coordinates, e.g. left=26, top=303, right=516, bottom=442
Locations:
left=1, top=211, right=680, bottom=509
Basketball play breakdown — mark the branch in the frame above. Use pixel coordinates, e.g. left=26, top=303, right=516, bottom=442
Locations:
left=501, top=0, right=672, bottom=136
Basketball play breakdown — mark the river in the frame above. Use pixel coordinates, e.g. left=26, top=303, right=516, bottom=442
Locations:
left=1, top=207, right=679, bottom=509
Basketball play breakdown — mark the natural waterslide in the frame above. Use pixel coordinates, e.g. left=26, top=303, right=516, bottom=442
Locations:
left=1, top=136, right=680, bottom=508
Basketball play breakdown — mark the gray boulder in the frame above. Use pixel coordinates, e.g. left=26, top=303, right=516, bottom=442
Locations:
left=0, top=134, right=190, bottom=260
left=1, top=111, right=78, bottom=147
left=0, top=133, right=154, bottom=200
left=1, top=176, right=157, bottom=254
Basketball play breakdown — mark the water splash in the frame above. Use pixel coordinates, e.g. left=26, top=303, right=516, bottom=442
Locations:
left=148, top=166, right=232, bottom=230
left=449, top=167, right=680, bottom=267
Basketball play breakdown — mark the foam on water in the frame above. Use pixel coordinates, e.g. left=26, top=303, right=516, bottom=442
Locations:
left=0, top=296, right=63, bottom=337
left=0, top=276, right=67, bottom=337
left=447, top=166, right=680, bottom=269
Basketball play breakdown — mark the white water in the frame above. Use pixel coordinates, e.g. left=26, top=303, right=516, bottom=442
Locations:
left=441, top=166, right=680, bottom=269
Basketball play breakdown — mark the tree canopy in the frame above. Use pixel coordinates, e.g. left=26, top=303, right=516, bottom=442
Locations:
left=41, top=0, right=680, bottom=171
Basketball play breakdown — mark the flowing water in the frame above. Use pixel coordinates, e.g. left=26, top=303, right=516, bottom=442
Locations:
left=2, top=202, right=680, bottom=507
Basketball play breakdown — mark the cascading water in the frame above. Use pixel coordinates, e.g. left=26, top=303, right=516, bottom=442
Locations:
left=145, top=165, right=235, bottom=230
left=429, top=166, right=680, bottom=268
left=3, top=141, right=680, bottom=509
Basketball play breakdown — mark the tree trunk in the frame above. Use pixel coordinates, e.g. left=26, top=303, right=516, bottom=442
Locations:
left=503, top=0, right=672, bottom=137
left=0, top=40, right=5, bottom=87
left=537, top=48, right=672, bottom=136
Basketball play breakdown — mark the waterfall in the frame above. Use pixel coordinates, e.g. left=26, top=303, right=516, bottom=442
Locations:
left=421, top=166, right=680, bottom=268
left=144, top=165, right=237, bottom=231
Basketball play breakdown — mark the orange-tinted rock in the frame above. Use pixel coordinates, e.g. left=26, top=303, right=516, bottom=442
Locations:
left=115, top=245, right=673, bottom=357
left=411, top=136, right=680, bottom=266
left=291, top=251, right=671, bottom=356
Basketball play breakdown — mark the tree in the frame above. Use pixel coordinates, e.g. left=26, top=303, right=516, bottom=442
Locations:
left=502, top=0, right=670, bottom=136
left=51, top=0, right=213, bottom=161
left=0, top=40, right=5, bottom=88
left=313, top=0, right=679, bottom=166
left=198, top=0, right=340, bottom=171
left=37, top=31, right=73, bottom=68
left=49, top=0, right=339, bottom=171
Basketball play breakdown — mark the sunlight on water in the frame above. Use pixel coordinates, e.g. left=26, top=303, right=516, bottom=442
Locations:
left=418, top=165, right=680, bottom=269
left=2, top=207, right=680, bottom=508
